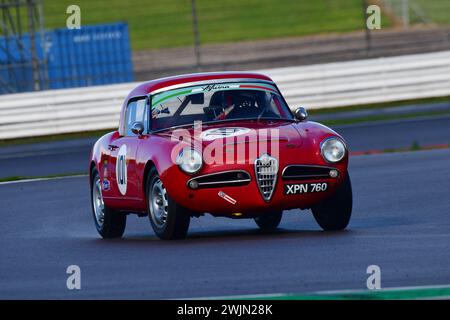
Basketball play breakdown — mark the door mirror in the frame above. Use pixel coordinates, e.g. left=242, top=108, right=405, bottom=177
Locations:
left=131, top=121, right=145, bottom=136
left=294, top=107, right=308, bottom=122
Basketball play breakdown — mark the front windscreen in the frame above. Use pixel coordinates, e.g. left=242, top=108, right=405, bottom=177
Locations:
left=150, top=82, right=293, bottom=131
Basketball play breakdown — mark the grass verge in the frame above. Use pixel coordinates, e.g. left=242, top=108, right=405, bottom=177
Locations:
left=320, top=109, right=450, bottom=126
left=350, top=142, right=450, bottom=156
left=242, top=285, right=450, bottom=300
left=308, top=96, right=450, bottom=115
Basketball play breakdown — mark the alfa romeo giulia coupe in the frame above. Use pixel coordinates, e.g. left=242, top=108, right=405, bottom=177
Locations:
left=89, top=72, right=352, bottom=240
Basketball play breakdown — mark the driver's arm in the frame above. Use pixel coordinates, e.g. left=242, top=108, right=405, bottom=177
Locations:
left=214, top=104, right=235, bottom=120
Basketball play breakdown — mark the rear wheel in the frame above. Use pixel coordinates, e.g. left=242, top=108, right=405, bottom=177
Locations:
left=146, top=168, right=190, bottom=240
left=311, top=172, right=352, bottom=231
left=254, top=211, right=283, bottom=231
left=90, top=169, right=126, bottom=238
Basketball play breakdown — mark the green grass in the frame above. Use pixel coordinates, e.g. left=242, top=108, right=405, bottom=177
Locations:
left=307, top=96, right=450, bottom=126
left=240, top=285, right=450, bottom=300
left=320, top=109, right=450, bottom=126
left=42, top=0, right=391, bottom=50
left=308, top=96, right=450, bottom=115
left=357, top=142, right=450, bottom=155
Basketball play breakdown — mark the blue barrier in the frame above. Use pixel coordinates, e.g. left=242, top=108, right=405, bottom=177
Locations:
left=0, top=22, right=133, bottom=94
left=0, top=35, right=37, bottom=93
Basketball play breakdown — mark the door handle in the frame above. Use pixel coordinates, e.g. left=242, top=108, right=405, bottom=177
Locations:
left=108, top=144, right=119, bottom=151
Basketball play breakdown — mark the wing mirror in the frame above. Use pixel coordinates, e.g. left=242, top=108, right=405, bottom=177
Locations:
left=294, top=107, right=308, bottom=122
left=131, top=122, right=145, bottom=136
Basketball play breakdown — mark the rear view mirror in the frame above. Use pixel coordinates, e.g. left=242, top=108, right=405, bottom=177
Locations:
left=189, top=93, right=204, bottom=104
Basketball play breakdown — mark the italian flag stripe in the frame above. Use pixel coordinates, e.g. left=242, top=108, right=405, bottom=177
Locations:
left=239, top=84, right=278, bottom=93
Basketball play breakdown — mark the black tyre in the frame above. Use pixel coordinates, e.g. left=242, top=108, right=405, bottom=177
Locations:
left=146, top=168, right=190, bottom=240
left=90, top=169, right=126, bottom=238
left=311, top=172, right=353, bottom=231
left=254, top=211, right=283, bottom=231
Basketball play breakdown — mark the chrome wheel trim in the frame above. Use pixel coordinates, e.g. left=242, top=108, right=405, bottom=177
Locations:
left=92, top=176, right=105, bottom=227
left=149, top=178, right=169, bottom=228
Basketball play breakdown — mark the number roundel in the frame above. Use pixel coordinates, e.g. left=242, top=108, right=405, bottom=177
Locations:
left=116, top=145, right=127, bottom=195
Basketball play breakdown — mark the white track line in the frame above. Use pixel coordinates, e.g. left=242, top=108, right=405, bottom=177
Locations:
left=0, top=174, right=88, bottom=185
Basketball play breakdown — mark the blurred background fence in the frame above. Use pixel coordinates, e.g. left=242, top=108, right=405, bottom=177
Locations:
left=383, top=0, right=450, bottom=27
left=1, top=0, right=450, bottom=94
left=0, top=16, right=133, bottom=94
left=46, top=23, right=133, bottom=89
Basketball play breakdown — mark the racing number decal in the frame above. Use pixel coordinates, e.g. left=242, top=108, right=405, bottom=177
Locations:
left=116, top=145, right=128, bottom=195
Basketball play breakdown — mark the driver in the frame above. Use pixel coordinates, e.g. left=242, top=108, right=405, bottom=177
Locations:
left=226, top=93, right=260, bottom=119
left=214, top=92, right=235, bottom=120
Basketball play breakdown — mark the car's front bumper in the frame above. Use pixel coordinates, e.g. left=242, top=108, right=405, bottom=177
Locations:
left=162, top=164, right=347, bottom=217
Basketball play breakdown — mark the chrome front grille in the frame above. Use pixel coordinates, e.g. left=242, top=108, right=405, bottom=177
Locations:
left=254, top=154, right=278, bottom=201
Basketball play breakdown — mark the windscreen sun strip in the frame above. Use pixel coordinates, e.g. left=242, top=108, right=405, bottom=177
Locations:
left=151, top=82, right=280, bottom=108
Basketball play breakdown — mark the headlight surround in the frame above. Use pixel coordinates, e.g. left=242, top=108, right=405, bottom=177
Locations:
left=320, top=137, right=346, bottom=163
left=176, top=148, right=203, bottom=174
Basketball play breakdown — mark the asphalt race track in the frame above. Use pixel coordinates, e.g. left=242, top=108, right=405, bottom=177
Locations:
left=0, top=148, right=449, bottom=299
left=1, top=115, right=450, bottom=179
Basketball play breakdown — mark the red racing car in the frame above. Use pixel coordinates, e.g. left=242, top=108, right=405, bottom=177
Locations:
left=89, top=72, right=352, bottom=240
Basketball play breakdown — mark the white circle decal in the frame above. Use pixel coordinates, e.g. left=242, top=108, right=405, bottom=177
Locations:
left=116, top=145, right=127, bottom=196
left=200, top=127, right=251, bottom=141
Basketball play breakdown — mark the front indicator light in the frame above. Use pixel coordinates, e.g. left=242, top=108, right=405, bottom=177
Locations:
left=329, top=169, right=339, bottom=178
left=188, top=180, right=199, bottom=189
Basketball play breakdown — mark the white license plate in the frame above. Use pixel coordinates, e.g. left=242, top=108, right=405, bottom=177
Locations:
left=284, top=182, right=328, bottom=195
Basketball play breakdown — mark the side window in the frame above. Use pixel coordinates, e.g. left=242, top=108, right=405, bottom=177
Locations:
left=125, top=98, right=148, bottom=136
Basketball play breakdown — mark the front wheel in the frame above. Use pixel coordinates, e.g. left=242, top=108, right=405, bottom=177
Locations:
left=311, top=172, right=353, bottom=231
left=254, top=211, right=283, bottom=232
left=146, top=168, right=191, bottom=240
left=90, top=169, right=126, bottom=238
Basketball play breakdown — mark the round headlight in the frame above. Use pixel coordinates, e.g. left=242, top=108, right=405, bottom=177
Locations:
left=321, top=137, right=346, bottom=163
left=176, top=148, right=203, bottom=174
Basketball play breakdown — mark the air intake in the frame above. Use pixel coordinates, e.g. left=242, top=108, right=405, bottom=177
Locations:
left=254, top=154, right=278, bottom=201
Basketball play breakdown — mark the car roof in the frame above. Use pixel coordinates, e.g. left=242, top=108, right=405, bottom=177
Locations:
left=127, top=71, right=275, bottom=98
